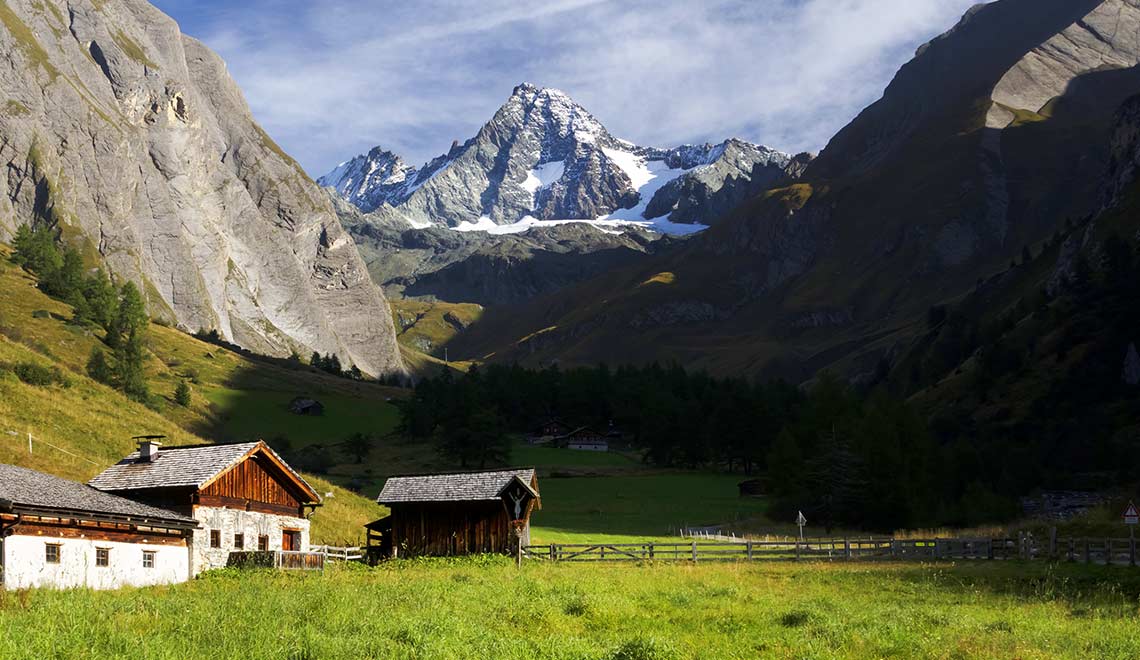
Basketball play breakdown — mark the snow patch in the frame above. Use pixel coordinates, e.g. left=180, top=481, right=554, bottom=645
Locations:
left=522, top=161, right=565, bottom=195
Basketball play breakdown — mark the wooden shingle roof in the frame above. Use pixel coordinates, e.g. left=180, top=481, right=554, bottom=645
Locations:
left=377, top=468, right=538, bottom=504
left=88, top=441, right=320, bottom=502
left=0, top=463, right=196, bottom=527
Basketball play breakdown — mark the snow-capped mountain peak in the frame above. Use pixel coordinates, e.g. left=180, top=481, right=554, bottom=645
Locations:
left=317, top=146, right=417, bottom=212
left=321, top=84, right=799, bottom=232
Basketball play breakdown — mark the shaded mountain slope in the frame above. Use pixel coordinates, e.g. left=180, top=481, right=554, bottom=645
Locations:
left=450, top=0, right=1140, bottom=379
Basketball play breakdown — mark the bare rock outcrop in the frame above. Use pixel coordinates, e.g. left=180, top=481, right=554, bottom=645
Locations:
left=0, top=0, right=402, bottom=376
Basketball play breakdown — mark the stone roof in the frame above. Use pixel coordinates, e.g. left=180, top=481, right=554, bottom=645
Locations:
left=88, top=441, right=319, bottom=502
left=0, top=464, right=196, bottom=526
left=377, top=468, right=538, bottom=504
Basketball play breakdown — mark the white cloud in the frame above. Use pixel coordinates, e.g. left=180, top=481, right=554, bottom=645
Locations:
left=155, top=0, right=981, bottom=176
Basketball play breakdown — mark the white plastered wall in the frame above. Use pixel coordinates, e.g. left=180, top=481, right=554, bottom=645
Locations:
left=190, top=507, right=310, bottom=575
left=1, top=534, right=188, bottom=590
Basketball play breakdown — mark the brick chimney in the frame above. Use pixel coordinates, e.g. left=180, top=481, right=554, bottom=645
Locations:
left=137, top=439, right=162, bottom=463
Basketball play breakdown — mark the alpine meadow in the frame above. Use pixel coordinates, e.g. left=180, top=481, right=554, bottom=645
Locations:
left=2, top=0, right=1140, bottom=658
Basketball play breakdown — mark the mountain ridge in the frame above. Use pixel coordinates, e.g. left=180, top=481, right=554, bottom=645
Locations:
left=320, top=83, right=797, bottom=231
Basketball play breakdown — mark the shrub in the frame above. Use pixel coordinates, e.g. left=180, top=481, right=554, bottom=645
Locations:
left=13, top=362, right=65, bottom=387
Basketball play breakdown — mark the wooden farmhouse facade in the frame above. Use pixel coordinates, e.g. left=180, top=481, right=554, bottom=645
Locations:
left=561, top=427, right=609, bottom=452
left=371, top=469, right=540, bottom=558
left=88, top=441, right=321, bottom=575
left=0, top=463, right=198, bottom=590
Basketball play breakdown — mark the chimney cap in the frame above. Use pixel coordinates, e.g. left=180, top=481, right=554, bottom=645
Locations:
left=132, top=434, right=166, bottom=441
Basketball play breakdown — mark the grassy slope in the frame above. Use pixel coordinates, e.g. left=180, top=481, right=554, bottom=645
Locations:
left=2, top=560, right=1138, bottom=659
left=0, top=246, right=392, bottom=543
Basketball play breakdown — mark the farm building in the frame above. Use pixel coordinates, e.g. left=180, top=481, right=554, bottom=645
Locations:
left=89, top=440, right=321, bottom=575
left=370, top=468, right=539, bottom=558
left=560, top=427, right=609, bottom=451
left=0, top=463, right=198, bottom=590
left=526, top=418, right=570, bottom=445
left=288, top=397, right=325, bottom=416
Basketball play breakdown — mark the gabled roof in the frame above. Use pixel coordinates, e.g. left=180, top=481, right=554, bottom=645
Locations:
left=88, top=441, right=320, bottom=503
left=377, top=468, right=538, bottom=504
left=0, top=464, right=197, bottom=528
left=562, top=426, right=604, bottom=438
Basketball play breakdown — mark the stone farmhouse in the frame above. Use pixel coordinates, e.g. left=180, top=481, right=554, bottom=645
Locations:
left=89, top=440, right=322, bottom=575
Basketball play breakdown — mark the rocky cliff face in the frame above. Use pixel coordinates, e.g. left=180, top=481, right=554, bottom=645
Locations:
left=322, top=84, right=793, bottom=229
left=0, top=0, right=402, bottom=375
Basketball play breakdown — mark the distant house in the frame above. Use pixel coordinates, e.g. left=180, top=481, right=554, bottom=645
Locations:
left=526, top=418, right=570, bottom=445
left=0, top=463, right=197, bottom=590
left=89, top=440, right=322, bottom=575
left=370, top=468, right=540, bottom=558
left=560, top=427, right=609, bottom=452
left=288, top=397, right=325, bottom=416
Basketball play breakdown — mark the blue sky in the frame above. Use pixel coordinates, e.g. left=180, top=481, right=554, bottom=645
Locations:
left=152, top=0, right=980, bottom=177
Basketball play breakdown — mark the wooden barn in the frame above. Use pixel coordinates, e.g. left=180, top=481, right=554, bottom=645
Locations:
left=370, top=468, right=540, bottom=558
left=0, top=463, right=198, bottom=590
left=89, top=440, right=322, bottom=574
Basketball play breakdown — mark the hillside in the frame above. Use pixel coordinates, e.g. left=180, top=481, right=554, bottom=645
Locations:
left=449, top=0, right=1140, bottom=381
left=0, top=244, right=397, bottom=543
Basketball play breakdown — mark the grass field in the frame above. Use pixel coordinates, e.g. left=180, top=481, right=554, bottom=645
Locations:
left=2, top=559, right=1138, bottom=659
left=204, top=388, right=401, bottom=446
left=531, top=474, right=767, bottom=543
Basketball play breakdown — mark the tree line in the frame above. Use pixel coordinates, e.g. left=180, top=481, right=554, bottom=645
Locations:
left=399, top=361, right=1017, bottom=531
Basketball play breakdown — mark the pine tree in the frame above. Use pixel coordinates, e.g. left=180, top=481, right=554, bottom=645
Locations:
left=174, top=380, right=192, bottom=407
left=80, top=270, right=117, bottom=330
left=115, top=328, right=149, bottom=401
left=108, top=282, right=147, bottom=348
left=310, top=351, right=323, bottom=369
left=85, top=347, right=113, bottom=385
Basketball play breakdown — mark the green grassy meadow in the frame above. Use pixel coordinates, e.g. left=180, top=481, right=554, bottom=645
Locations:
left=3, top=560, right=1140, bottom=659
left=531, top=474, right=767, bottom=544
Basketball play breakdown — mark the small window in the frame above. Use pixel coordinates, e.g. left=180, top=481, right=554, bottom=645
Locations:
left=142, top=551, right=155, bottom=569
left=210, top=530, right=221, bottom=548
left=45, top=543, right=61, bottom=564
left=96, top=548, right=110, bottom=568
left=258, top=535, right=269, bottom=552
left=234, top=533, right=244, bottom=550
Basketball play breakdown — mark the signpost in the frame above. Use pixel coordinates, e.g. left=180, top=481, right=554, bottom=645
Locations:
left=1124, top=502, right=1138, bottom=566
left=796, top=511, right=807, bottom=542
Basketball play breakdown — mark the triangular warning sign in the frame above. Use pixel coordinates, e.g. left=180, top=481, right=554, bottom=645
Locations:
left=1124, top=502, right=1139, bottom=524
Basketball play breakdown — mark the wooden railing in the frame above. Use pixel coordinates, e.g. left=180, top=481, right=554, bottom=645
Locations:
left=309, top=545, right=363, bottom=562
left=227, top=550, right=326, bottom=571
left=523, top=536, right=1140, bottom=565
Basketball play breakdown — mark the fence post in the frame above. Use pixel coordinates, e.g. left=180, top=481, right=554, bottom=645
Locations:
left=1131, top=530, right=1136, bottom=567
left=691, top=541, right=697, bottom=562
left=648, top=543, right=655, bottom=561
left=1084, top=538, right=1091, bottom=564
left=1105, top=538, right=1111, bottom=566
left=1068, top=538, right=1074, bottom=562
left=1049, top=527, right=1057, bottom=560
left=795, top=540, right=801, bottom=562
left=890, top=540, right=897, bottom=560
left=746, top=541, right=753, bottom=561
left=844, top=538, right=851, bottom=561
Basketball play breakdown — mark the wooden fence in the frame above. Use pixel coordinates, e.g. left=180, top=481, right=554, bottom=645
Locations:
left=523, top=535, right=1140, bottom=565
left=310, top=545, right=364, bottom=562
